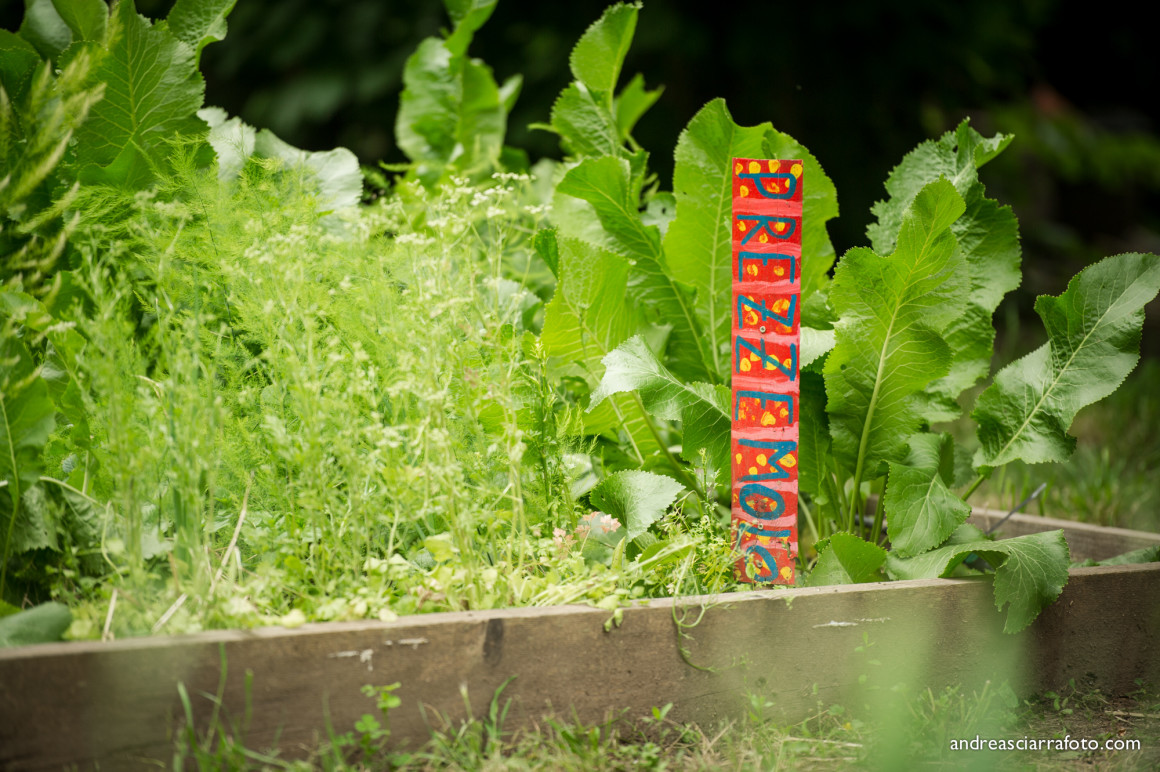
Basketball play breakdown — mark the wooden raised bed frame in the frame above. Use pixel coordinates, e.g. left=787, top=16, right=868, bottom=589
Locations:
left=2, top=509, right=1159, bottom=770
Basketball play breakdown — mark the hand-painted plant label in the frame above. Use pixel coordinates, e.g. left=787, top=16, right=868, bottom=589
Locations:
left=731, top=158, right=801, bottom=584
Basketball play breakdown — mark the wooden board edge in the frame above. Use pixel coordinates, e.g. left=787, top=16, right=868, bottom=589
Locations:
left=1, top=562, right=1157, bottom=770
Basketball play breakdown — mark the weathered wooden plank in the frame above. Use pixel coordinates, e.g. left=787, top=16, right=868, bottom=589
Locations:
left=2, top=561, right=1158, bottom=770
left=968, top=508, right=1160, bottom=561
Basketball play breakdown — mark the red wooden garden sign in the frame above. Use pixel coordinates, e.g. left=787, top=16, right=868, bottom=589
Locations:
left=731, top=158, right=802, bottom=584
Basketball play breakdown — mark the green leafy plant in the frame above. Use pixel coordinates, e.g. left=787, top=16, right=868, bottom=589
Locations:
left=394, top=0, right=521, bottom=184
left=1, top=0, right=1156, bottom=646
left=528, top=4, right=1160, bottom=634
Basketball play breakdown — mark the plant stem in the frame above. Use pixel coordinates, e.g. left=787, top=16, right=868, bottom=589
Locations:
left=40, top=476, right=101, bottom=505
left=963, top=473, right=988, bottom=502
left=798, top=495, right=820, bottom=545
left=631, top=393, right=701, bottom=496
left=833, top=468, right=853, bottom=535
left=870, top=486, right=887, bottom=546
left=607, top=397, right=646, bottom=466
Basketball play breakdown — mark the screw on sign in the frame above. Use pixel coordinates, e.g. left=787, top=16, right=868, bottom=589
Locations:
left=731, top=158, right=801, bottom=584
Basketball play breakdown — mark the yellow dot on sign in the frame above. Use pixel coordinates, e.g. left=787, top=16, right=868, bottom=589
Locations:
left=748, top=466, right=759, bottom=476
left=791, top=163, right=802, bottom=177
left=749, top=352, right=761, bottom=362
left=756, top=453, right=768, bottom=466
left=769, top=160, right=780, bottom=172
left=774, top=266, right=785, bottom=276
left=749, top=161, right=761, bottom=173
left=783, top=357, right=792, bottom=367
left=764, top=360, right=775, bottom=370
left=758, top=233, right=769, bottom=244
left=775, top=299, right=789, bottom=311
left=774, top=222, right=787, bottom=233
left=739, top=222, right=747, bottom=232
left=768, top=181, right=780, bottom=193
left=734, top=162, right=743, bottom=174
left=740, top=358, right=752, bottom=372
left=780, top=566, right=793, bottom=580
left=780, top=407, right=788, bottom=417
left=740, top=185, right=749, bottom=197
left=747, top=264, right=759, bottom=276
left=761, top=411, right=776, bottom=426
left=735, top=453, right=743, bottom=464
left=780, top=454, right=797, bottom=468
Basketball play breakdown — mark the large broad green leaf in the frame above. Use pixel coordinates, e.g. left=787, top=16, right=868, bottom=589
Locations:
left=396, top=37, right=459, bottom=165
left=762, top=128, right=840, bottom=302
left=547, top=3, right=643, bottom=159
left=50, top=0, right=106, bottom=43
left=541, top=234, right=641, bottom=370
left=824, top=179, right=967, bottom=492
left=550, top=163, right=624, bottom=253
left=443, top=0, right=497, bottom=29
left=973, top=252, right=1160, bottom=468
left=74, top=0, right=206, bottom=187
left=442, top=0, right=497, bottom=56
left=200, top=108, right=360, bottom=212
left=589, top=469, right=683, bottom=542
left=806, top=532, right=887, bottom=586
left=885, top=527, right=1070, bottom=634
left=868, top=121, right=1011, bottom=251
left=799, top=327, right=835, bottom=370
left=557, top=155, right=661, bottom=258
left=0, top=601, right=71, bottom=646
left=167, top=0, right=236, bottom=64
left=253, top=127, right=361, bottom=213
left=198, top=105, right=254, bottom=179
left=0, top=291, right=88, bottom=446
left=498, top=73, right=522, bottom=114
left=0, top=334, right=55, bottom=497
left=900, top=431, right=972, bottom=488
left=549, top=82, right=620, bottom=159
left=664, top=101, right=839, bottom=382
left=868, top=121, right=1020, bottom=422
left=1073, top=544, right=1160, bottom=568
left=797, top=371, right=834, bottom=500
left=10, top=484, right=58, bottom=553
left=663, top=100, right=767, bottom=379
left=555, top=155, right=712, bottom=382
left=614, top=73, right=661, bottom=141
left=532, top=226, right=560, bottom=278
left=1, top=333, right=56, bottom=592
left=395, top=26, right=506, bottom=180
left=539, top=235, right=662, bottom=462
left=19, top=0, right=71, bottom=60
left=0, top=30, right=41, bottom=105
left=456, top=57, right=505, bottom=166
left=588, top=335, right=730, bottom=473
left=884, top=433, right=971, bottom=557
left=568, top=2, right=638, bottom=98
